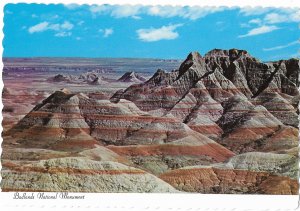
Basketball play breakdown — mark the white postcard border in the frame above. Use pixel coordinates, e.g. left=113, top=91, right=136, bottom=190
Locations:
left=0, top=0, right=299, bottom=210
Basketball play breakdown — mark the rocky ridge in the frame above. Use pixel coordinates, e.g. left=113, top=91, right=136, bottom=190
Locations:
left=48, top=71, right=108, bottom=85
left=118, top=71, right=147, bottom=83
left=2, top=49, right=299, bottom=194
left=111, top=49, right=299, bottom=153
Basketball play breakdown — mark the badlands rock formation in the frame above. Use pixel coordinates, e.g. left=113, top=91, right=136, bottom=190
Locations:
left=3, top=86, right=234, bottom=192
left=48, top=71, right=108, bottom=85
left=2, top=49, right=299, bottom=194
left=159, top=166, right=298, bottom=194
left=216, top=152, right=298, bottom=179
left=118, top=71, right=147, bottom=83
left=2, top=157, right=177, bottom=192
left=5, top=88, right=234, bottom=174
left=112, top=49, right=299, bottom=153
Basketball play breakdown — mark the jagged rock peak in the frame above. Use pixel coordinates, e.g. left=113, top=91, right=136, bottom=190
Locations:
left=205, top=48, right=254, bottom=61
left=156, top=69, right=166, bottom=74
left=205, top=49, right=229, bottom=57
left=178, top=51, right=204, bottom=76
left=34, top=88, right=76, bottom=109
left=186, top=51, right=202, bottom=61
left=59, top=88, right=71, bottom=94
left=118, top=71, right=147, bottom=82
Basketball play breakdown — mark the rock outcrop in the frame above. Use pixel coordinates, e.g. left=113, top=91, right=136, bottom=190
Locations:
left=48, top=71, right=108, bottom=85
left=3, top=49, right=299, bottom=194
left=216, top=152, right=298, bottom=179
left=159, top=166, right=298, bottom=194
left=5, top=88, right=235, bottom=176
left=2, top=157, right=178, bottom=192
left=118, top=71, right=147, bottom=83
left=8, top=89, right=97, bottom=151
left=111, top=50, right=299, bottom=153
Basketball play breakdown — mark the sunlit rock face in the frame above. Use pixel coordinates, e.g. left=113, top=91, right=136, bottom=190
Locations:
left=111, top=50, right=299, bottom=153
left=2, top=50, right=299, bottom=193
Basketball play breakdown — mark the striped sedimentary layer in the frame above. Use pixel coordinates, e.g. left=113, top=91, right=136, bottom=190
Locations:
left=2, top=157, right=178, bottom=192
left=111, top=49, right=299, bottom=153
left=3, top=87, right=235, bottom=191
left=159, top=166, right=298, bottom=194
left=217, top=95, right=298, bottom=153
left=158, top=151, right=298, bottom=194
left=2, top=49, right=299, bottom=194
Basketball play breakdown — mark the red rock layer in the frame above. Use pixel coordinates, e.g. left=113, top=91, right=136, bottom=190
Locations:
left=107, top=143, right=235, bottom=163
left=219, top=126, right=298, bottom=153
left=189, top=125, right=223, bottom=139
left=8, top=127, right=98, bottom=151
left=2, top=161, right=144, bottom=175
left=159, top=167, right=298, bottom=194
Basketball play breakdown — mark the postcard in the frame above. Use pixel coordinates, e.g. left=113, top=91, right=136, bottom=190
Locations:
left=0, top=0, right=299, bottom=210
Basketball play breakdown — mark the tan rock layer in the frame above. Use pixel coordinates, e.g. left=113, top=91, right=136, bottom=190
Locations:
left=159, top=167, right=298, bottom=194
left=107, top=143, right=235, bottom=162
left=2, top=161, right=145, bottom=175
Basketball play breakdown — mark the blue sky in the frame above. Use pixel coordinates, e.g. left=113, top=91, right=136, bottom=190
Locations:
left=3, top=4, right=300, bottom=61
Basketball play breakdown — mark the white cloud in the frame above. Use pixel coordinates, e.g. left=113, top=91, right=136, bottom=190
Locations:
left=136, top=24, right=183, bottom=42
left=240, top=8, right=300, bottom=38
left=240, top=23, right=251, bottom=28
left=264, top=10, right=300, bottom=24
left=238, top=25, right=279, bottom=38
left=148, top=6, right=161, bottom=16
left=215, top=21, right=227, bottom=31
left=147, top=6, right=182, bottom=18
left=131, top=15, right=141, bottom=20
left=239, top=7, right=271, bottom=16
left=28, top=21, right=74, bottom=37
left=28, top=22, right=49, bottom=33
left=263, top=40, right=299, bottom=51
left=249, top=18, right=261, bottom=25
left=77, top=21, right=84, bottom=26
left=290, top=10, right=300, bottom=22
left=99, top=28, right=114, bottom=38
left=64, top=4, right=81, bottom=10
left=89, top=5, right=141, bottom=18
left=55, top=32, right=72, bottom=37
left=89, top=5, right=225, bottom=20
left=89, top=5, right=110, bottom=14
left=111, top=5, right=141, bottom=18
left=240, top=18, right=262, bottom=28
left=47, top=23, right=60, bottom=31
left=264, top=13, right=288, bottom=24
left=61, top=21, right=74, bottom=30
left=147, top=6, right=225, bottom=20
left=182, top=6, right=225, bottom=20
left=241, top=8, right=300, bottom=25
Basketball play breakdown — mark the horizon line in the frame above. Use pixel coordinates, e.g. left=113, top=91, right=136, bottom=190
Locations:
left=3, top=55, right=299, bottom=63
left=2, top=56, right=184, bottom=60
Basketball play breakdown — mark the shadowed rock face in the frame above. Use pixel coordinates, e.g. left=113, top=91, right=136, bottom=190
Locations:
left=2, top=87, right=235, bottom=193
left=4, top=87, right=235, bottom=177
left=159, top=166, right=298, bottom=194
left=118, top=71, right=147, bottom=83
left=2, top=49, right=299, bottom=194
left=48, top=72, right=108, bottom=85
left=111, top=50, right=299, bottom=153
